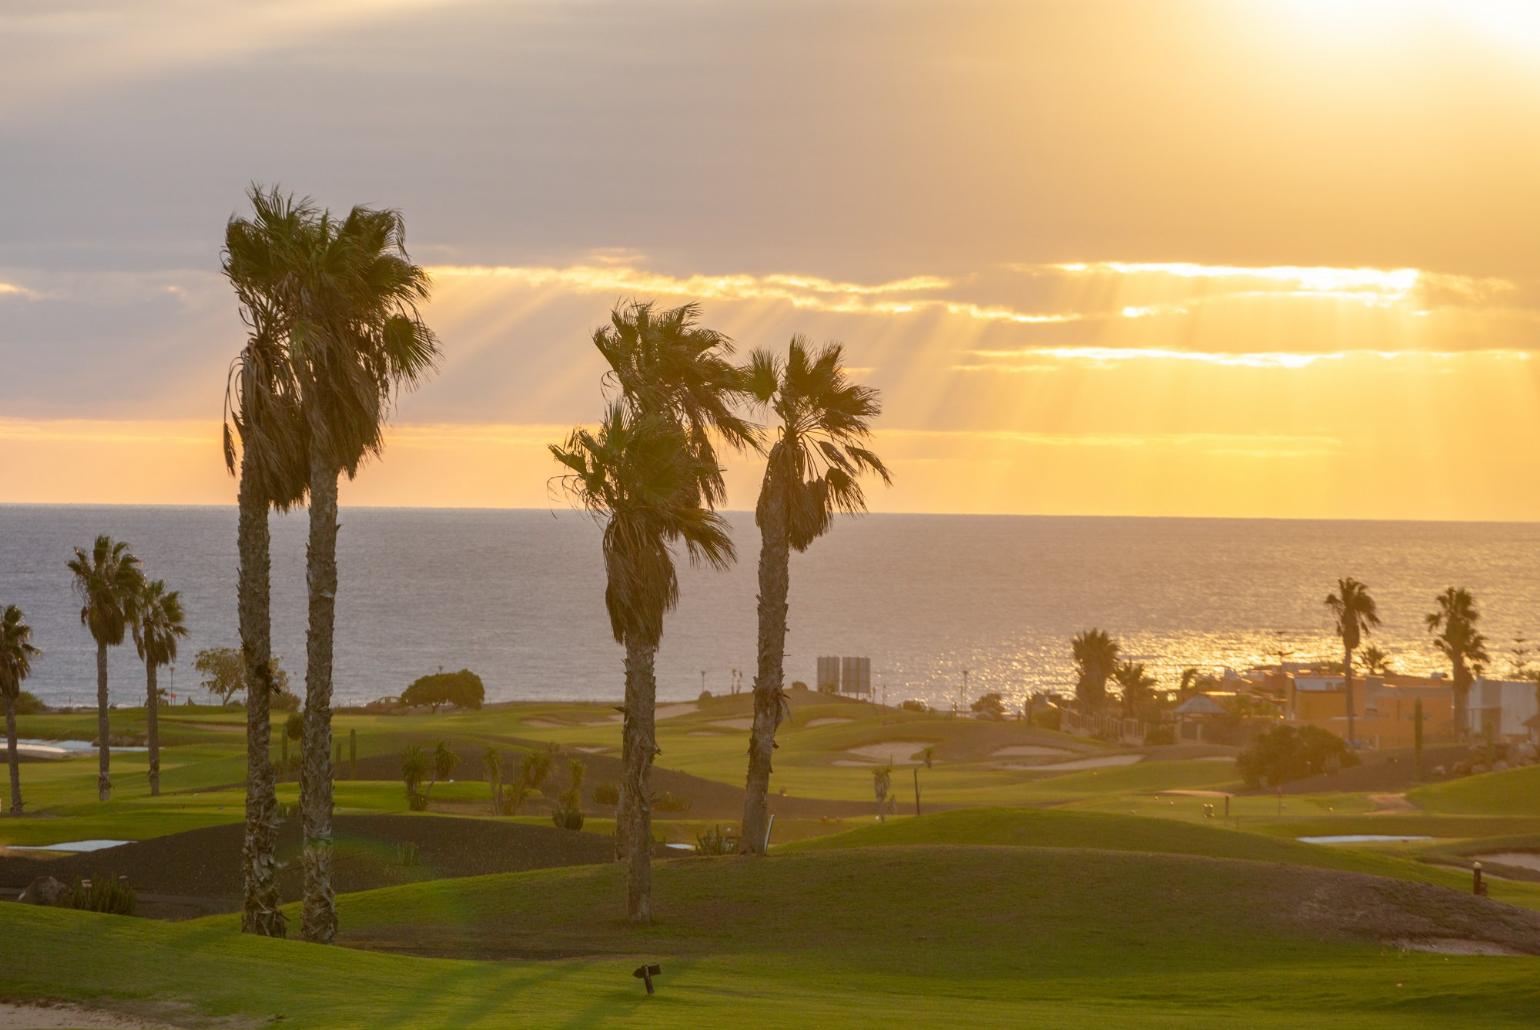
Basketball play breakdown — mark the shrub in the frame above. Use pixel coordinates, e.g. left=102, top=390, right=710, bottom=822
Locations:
left=402, top=744, right=430, bottom=810
left=1144, top=724, right=1175, bottom=746
left=694, top=825, right=736, bottom=855
left=654, top=790, right=692, bottom=814
left=592, top=781, right=619, bottom=806
left=270, top=689, right=300, bottom=711
left=971, top=692, right=1006, bottom=719
left=14, top=690, right=46, bottom=715
left=551, top=757, right=585, bottom=831
left=1236, top=724, right=1359, bottom=789
left=73, top=873, right=135, bottom=916
left=1029, top=706, right=1062, bottom=731
left=698, top=689, right=713, bottom=702
left=285, top=712, right=304, bottom=741
left=397, top=842, right=421, bottom=867
left=401, top=669, right=485, bottom=712
left=899, top=699, right=929, bottom=713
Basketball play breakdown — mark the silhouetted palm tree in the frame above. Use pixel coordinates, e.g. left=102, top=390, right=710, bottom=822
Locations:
left=67, top=536, right=144, bottom=802
left=222, top=184, right=313, bottom=938
left=739, top=337, right=888, bottom=854
left=277, top=203, right=439, bottom=943
left=552, top=404, right=734, bottom=923
left=1358, top=645, right=1392, bottom=677
left=1072, top=630, right=1119, bottom=710
left=1113, top=661, right=1157, bottom=720
left=1325, top=577, right=1379, bottom=745
left=1427, top=587, right=1489, bottom=739
left=0, top=605, right=41, bottom=815
left=132, top=579, right=188, bottom=797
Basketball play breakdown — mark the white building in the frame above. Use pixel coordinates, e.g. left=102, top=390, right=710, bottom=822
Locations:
left=1467, top=678, right=1539, bottom=741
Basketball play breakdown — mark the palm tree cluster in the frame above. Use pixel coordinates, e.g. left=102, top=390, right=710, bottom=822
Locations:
left=552, top=303, right=889, bottom=920
left=222, top=185, right=439, bottom=942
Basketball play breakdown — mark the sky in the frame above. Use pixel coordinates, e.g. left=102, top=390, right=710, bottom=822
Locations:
left=3, top=0, right=1540, bottom=519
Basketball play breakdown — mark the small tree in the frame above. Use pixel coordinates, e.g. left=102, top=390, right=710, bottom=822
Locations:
left=402, top=745, right=429, bottom=811
left=552, top=757, right=586, bottom=830
left=195, top=646, right=292, bottom=705
left=483, top=746, right=503, bottom=815
left=504, top=748, right=554, bottom=815
left=401, top=669, right=485, bottom=712
left=1236, top=725, right=1358, bottom=789
left=970, top=692, right=1005, bottom=720
left=873, top=764, right=892, bottom=821
left=429, top=740, right=460, bottom=793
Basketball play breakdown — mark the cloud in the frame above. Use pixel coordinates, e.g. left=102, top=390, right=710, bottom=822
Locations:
left=0, top=281, right=39, bottom=300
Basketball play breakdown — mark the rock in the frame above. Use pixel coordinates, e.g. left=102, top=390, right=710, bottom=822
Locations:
left=18, top=875, right=71, bottom=907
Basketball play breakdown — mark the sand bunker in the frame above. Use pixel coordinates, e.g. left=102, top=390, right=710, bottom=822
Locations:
left=803, top=718, right=853, bottom=728
left=0, top=1002, right=177, bottom=1029
left=989, top=745, right=1072, bottom=759
left=707, top=718, right=754, bottom=731
left=839, top=741, right=934, bottom=765
left=1027, top=754, right=1144, bottom=772
left=598, top=701, right=700, bottom=724
left=1392, top=937, right=1526, bottom=956
left=1473, top=852, right=1540, bottom=874
left=522, top=718, right=567, bottom=728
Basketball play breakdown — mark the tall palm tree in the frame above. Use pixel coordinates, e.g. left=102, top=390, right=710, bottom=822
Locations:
left=67, top=536, right=144, bottom=802
left=739, top=337, right=889, bottom=855
left=0, top=605, right=41, bottom=815
left=1071, top=629, right=1119, bottom=711
left=1427, top=587, right=1489, bottom=739
left=278, top=203, right=439, bottom=943
left=1325, top=577, right=1379, bottom=745
left=1112, top=660, right=1157, bottom=720
left=552, top=404, right=734, bottom=923
left=223, top=185, right=312, bottom=937
left=131, top=579, right=188, bottom=797
left=592, top=300, right=752, bottom=855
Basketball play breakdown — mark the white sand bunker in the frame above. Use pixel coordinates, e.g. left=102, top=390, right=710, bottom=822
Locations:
left=1473, top=852, right=1540, bottom=874
left=989, top=745, right=1073, bottom=759
left=838, top=741, right=935, bottom=765
left=0, top=1002, right=177, bottom=1029
left=706, top=717, right=754, bottom=731
left=522, top=718, right=568, bottom=728
left=1027, top=754, right=1144, bottom=772
left=803, top=717, right=853, bottom=728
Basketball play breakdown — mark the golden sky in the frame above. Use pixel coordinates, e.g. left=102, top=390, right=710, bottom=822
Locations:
left=3, top=1, right=1540, bottom=518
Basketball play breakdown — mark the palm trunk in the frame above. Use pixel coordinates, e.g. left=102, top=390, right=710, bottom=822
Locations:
left=741, top=468, right=789, bottom=855
left=1343, top=645, right=1355, bottom=745
left=96, top=640, right=111, bottom=802
left=621, top=633, right=657, bottom=924
left=238, top=460, right=285, bottom=937
left=5, top=694, right=21, bottom=815
left=1453, top=657, right=1469, bottom=740
left=145, top=661, right=160, bottom=796
left=301, top=456, right=340, bottom=943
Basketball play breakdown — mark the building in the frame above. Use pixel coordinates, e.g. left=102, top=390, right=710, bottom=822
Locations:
left=1467, top=678, right=1540, bottom=741
left=839, top=656, right=872, bottom=697
left=1284, top=671, right=1456, bottom=748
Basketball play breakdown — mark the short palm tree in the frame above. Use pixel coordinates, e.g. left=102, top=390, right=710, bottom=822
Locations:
left=67, top=536, right=144, bottom=801
left=1358, top=645, right=1392, bottom=678
left=1071, top=629, right=1119, bottom=711
left=739, top=337, right=888, bottom=855
left=1112, top=660, right=1157, bottom=720
left=552, top=404, right=734, bottom=923
left=1427, top=587, right=1489, bottom=738
left=1325, top=577, right=1379, bottom=745
left=131, top=579, right=188, bottom=797
left=275, top=202, right=439, bottom=943
left=0, top=605, right=41, bottom=815
left=223, top=185, right=313, bottom=937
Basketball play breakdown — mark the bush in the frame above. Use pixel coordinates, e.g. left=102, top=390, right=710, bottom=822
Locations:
left=1029, top=706, right=1062, bottom=731
left=551, top=757, right=585, bottom=830
left=971, top=692, right=1006, bottom=719
left=271, top=689, right=300, bottom=711
left=1144, top=724, right=1175, bottom=746
left=592, top=781, right=619, bottom=806
left=654, top=790, right=691, bottom=814
left=1236, top=724, right=1359, bottom=789
left=694, top=825, right=736, bottom=855
left=551, top=806, right=584, bottom=830
left=899, top=699, right=929, bottom=713
left=401, top=669, right=485, bottom=712
left=14, top=690, right=46, bottom=715
left=285, top=712, right=304, bottom=741
left=73, top=873, right=135, bottom=915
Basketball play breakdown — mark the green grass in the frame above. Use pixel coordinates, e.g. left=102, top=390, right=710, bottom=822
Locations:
left=12, top=845, right=1521, bottom=1027
left=1410, top=765, right=1540, bottom=816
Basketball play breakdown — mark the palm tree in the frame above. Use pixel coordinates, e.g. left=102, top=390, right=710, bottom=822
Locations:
left=739, top=337, right=889, bottom=855
left=552, top=404, right=734, bottom=923
left=1112, top=660, right=1157, bottom=720
left=131, top=579, right=188, bottom=797
left=1358, top=645, right=1392, bottom=677
left=1325, top=577, right=1379, bottom=745
left=0, top=605, right=41, bottom=815
left=67, top=536, right=144, bottom=802
left=1071, top=629, right=1119, bottom=711
left=274, top=202, right=439, bottom=943
left=222, top=185, right=313, bottom=937
left=1427, top=587, right=1489, bottom=739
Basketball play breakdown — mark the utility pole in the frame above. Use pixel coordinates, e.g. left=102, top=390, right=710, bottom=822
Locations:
left=700, top=669, right=707, bottom=695
left=959, top=668, right=969, bottom=717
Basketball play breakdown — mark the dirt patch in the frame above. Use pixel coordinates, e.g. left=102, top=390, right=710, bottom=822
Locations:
left=0, top=1000, right=213, bottom=1029
left=1391, top=937, right=1528, bottom=956
left=1368, top=793, right=1417, bottom=813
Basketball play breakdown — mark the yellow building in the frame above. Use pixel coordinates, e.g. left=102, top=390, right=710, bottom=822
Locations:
left=1286, top=673, right=1455, bottom=749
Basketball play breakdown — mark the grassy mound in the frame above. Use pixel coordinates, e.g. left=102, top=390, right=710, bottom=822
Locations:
left=1411, top=765, right=1540, bottom=816
left=10, top=845, right=1540, bottom=1027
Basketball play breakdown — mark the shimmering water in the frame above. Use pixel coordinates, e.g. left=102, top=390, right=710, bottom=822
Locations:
left=3, top=505, right=1538, bottom=709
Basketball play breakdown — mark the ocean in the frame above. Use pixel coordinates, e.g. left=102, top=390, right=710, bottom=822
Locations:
left=3, top=505, right=1538, bottom=710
